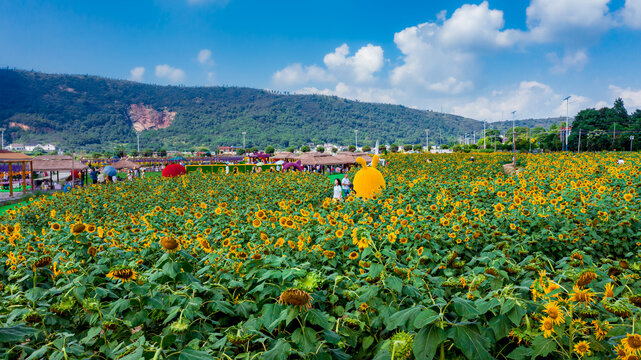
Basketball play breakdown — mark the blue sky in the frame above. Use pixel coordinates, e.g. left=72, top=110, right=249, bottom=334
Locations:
left=2, top=0, right=641, bottom=120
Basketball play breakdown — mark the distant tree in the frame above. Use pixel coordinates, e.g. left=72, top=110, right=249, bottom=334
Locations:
left=362, top=145, right=371, bottom=152
left=265, top=146, right=275, bottom=154
left=452, top=144, right=462, bottom=152
left=236, top=148, right=246, bottom=155
left=142, top=149, right=153, bottom=157
left=413, top=144, right=422, bottom=151
left=440, top=144, right=449, bottom=149
left=348, top=145, right=356, bottom=152
left=301, top=145, right=311, bottom=153
left=316, top=146, right=325, bottom=153
left=114, top=148, right=126, bottom=158
left=378, top=145, right=387, bottom=152
left=390, top=143, right=399, bottom=153
left=130, top=150, right=139, bottom=157
left=403, top=144, right=413, bottom=152
left=158, top=148, right=167, bottom=157
left=91, top=152, right=102, bottom=159
left=331, top=147, right=338, bottom=153
left=286, top=147, right=295, bottom=153
left=249, top=146, right=258, bottom=153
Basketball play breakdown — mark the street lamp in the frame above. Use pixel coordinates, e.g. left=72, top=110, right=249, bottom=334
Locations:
left=71, top=146, right=75, bottom=187
left=425, top=129, right=430, bottom=152
left=562, top=96, right=571, bottom=152
left=511, top=110, right=516, bottom=164
left=354, top=130, right=358, bottom=149
left=242, top=132, right=246, bottom=149
left=0, top=128, right=5, bottom=150
left=136, top=132, right=141, bottom=154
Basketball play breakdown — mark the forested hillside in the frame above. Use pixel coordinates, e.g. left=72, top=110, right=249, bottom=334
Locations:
left=0, top=69, right=486, bottom=151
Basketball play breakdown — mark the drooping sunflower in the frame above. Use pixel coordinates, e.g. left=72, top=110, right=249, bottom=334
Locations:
left=574, top=341, right=590, bottom=357
left=277, top=288, right=312, bottom=309
left=34, top=256, right=52, bottom=268
left=106, top=267, right=138, bottom=283
left=159, top=237, right=180, bottom=252
left=576, top=270, right=597, bottom=287
left=71, top=223, right=86, bottom=235
left=605, top=282, right=615, bottom=298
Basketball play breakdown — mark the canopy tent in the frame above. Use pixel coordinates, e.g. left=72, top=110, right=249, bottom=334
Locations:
left=169, top=156, right=186, bottom=161
left=0, top=150, right=34, bottom=197
left=112, top=159, right=141, bottom=170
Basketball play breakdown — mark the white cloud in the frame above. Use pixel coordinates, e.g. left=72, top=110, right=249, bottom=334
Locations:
left=452, top=81, right=595, bottom=120
left=323, top=43, right=384, bottom=82
left=272, top=64, right=333, bottom=85
left=620, top=0, right=641, bottom=28
left=609, top=85, right=641, bottom=110
left=546, top=49, right=588, bottom=73
left=296, top=83, right=400, bottom=105
left=129, top=67, right=145, bottom=82
left=155, top=64, right=186, bottom=83
left=525, top=0, right=613, bottom=43
left=197, top=49, right=214, bottom=66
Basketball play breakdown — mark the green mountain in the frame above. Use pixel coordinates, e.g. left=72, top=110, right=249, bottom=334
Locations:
left=0, top=69, right=486, bottom=152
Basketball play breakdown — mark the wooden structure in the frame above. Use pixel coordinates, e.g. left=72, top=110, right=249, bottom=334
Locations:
left=0, top=150, right=34, bottom=197
left=112, top=159, right=141, bottom=170
left=31, top=155, right=89, bottom=188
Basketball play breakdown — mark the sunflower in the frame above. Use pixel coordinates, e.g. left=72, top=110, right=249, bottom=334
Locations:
left=86, top=224, right=96, bottom=233
left=278, top=289, right=312, bottom=309
left=323, top=250, right=336, bottom=259
left=539, top=317, right=554, bottom=338
left=51, top=222, right=61, bottom=231
left=623, top=334, right=641, bottom=356
left=417, top=247, right=424, bottom=256
left=349, top=251, right=359, bottom=260
left=252, top=219, right=261, bottom=228
left=577, top=270, right=597, bottom=287
left=574, top=341, right=590, bottom=357
left=605, top=282, right=615, bottom=298
left=592, top=320, right=611, bottom=341
left=624, top=193, right=634, bottom=201
left=336, top=229, right=344, bottom=238
left=71, top=223, right=86, bottom=235
left=34, top=256, right=52, bottom=268
left=106, top=267, right=138, bottom=283
left=569, top=286, right=596, bottom=305
left=159, top=237, right=180, bottom=252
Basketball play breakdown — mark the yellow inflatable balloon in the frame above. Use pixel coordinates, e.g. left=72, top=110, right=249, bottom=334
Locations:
left=353, top=155, right=385, bottom=200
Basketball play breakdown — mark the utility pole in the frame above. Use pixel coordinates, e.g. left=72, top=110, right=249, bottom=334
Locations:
left=473, top=131, right=476, bottom=145
left=563, top=96, right=571, bottom=152
left=511, top=110, right=516, bottom=164
left=242, top=131, right=246, bottom=149
left=425, top=129, right=430, bottom=152
left=631, top=135, right=634, bottom=152
left=136, top=132, right=141, bottom=154
left=578, top=129, right=582, bottom=153
left=0, top=128, right=5, bottom=150
left=354, top=130, right=358, bottom=149
left=613, top=123, right=616, bottom=150
left=483, top=121, right=486, bottom=149
left=71, top=146, right=75, bottom=188
left=529, top=127, right=531, bottom=153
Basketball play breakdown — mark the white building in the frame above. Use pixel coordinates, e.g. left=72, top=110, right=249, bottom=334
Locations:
left=24, top=144, right=56, bottom=152
left=6, top=143, right=25, bottom=151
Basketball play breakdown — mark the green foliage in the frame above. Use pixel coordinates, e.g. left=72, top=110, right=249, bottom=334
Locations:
left=348, top=145, right=356, bottom=152
left=0, top=69, right=486, bottom=151
left=265, top=145, right=275, bottom=154
left=300, top=145, right=310, bottom=153
left=316, top=146, right=325, bottom=153
left=362, top=145, right=371, bottom=152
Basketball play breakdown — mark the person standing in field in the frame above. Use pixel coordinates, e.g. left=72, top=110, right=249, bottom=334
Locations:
left=333, top=178, right=343, bottom=201
left=341, top=173, right=351, bottom=198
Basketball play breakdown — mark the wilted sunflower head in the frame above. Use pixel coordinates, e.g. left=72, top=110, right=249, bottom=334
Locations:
left=389, top=331, right=414, bottom=360
left=159, top=237, right=180, bottom=251
left=34, top=256, right=52, bottom=268
left=106, top=266, right=138, bottom=283
left=71, top=223, right=86, bottom=235
left=278, top=288, right=313, bottom=309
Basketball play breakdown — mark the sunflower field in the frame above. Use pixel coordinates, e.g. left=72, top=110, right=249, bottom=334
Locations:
left=1, top=152, right=641, bottom=360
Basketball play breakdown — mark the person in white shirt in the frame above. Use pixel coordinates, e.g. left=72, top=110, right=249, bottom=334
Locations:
left=618, top=158, right=624, bottom=165
left=341, top=173, right=351, bottom=198
left=332, top=179, right=342, bottom=201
